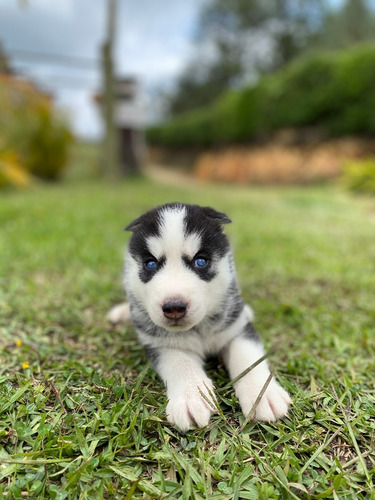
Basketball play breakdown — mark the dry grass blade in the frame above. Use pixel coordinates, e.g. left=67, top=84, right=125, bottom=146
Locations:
left=198, top=382, right=226, bottom=420
left=222, top=352, right=269, bottom=391
left=49, top=380, right=67, bottom=414
left=238, top=372, right=273, bottom=432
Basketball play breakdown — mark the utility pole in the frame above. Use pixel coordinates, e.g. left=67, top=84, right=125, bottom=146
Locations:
left=101, top=0, right=118, bottom=178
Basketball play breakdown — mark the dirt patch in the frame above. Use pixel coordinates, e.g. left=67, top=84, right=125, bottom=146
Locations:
left=194, top=137, right=375, bottom=184
left=148, top=134, right=375, bottom=184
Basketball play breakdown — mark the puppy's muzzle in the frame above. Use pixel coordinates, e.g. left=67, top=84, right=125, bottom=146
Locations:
left=162, top=300, right=187, bottom=321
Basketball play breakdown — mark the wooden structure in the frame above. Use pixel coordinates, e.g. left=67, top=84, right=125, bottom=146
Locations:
left=96, top=77, right=145, bottom=176
left=115, top=78, right=144, bottom=175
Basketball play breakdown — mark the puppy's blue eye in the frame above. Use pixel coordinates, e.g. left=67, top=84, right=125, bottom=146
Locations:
left=145, top=259, right=157, bottom=270
left=194, top=257, right=208, bottom=268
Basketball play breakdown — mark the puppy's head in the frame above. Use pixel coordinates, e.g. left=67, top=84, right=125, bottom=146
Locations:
left=124, top=203, right=232, bottom=331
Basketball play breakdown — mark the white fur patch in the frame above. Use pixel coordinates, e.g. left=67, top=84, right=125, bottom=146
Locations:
left=107, top=302, right=131, bottom=324
left=146, top=208, right=201, bottom=261
left=157, top=349, right=217, bottom=432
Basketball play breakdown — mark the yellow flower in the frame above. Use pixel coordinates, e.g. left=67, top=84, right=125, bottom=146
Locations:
left=16, top=340, right=23, bottom=347
left=22, top=361, right=30, bottom=370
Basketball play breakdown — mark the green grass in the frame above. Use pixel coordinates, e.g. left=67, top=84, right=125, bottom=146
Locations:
left=1, top=175, right=374, bottom=499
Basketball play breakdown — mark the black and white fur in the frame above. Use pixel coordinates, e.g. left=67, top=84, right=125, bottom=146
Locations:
left=109, top=202, right=291, bottom=432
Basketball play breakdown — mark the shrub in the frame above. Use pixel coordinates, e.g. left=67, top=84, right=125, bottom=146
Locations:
left=261, top=52, right=337, bottom=129
left=0, top=76, right=72, bottom=182
left=0, top=149, right=31, bottom=188
left=147, top=44, right=375, bottom=147
left=342, top=158, right=375, bottom=194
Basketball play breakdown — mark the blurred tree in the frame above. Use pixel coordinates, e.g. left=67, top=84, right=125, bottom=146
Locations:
left=166, top=43, right=242, bottom=116
left=0, top=41, right=11, bottom=74
left=0, top=77, right=72, bottom=183
left=166, top=0, right=326, bottom=116
left=165, top=0, right=375, bottom=117
left=198, top=0, right=326, bottom=71
left=317, top=0, right=375, bottom=49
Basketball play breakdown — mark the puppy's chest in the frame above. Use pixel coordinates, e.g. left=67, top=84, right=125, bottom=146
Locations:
left=139, top=320, right=237, bottom=357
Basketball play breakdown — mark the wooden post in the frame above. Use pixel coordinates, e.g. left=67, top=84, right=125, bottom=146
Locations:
left=101, top=0, right=118, bottom=178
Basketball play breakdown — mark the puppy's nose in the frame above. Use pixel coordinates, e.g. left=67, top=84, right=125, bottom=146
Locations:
left=162, top=300, right=187, bottom=320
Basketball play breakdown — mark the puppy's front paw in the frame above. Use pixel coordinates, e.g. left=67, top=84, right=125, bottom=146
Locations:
left=237, top=378, right=291, bottom=422
left=107, top=303, right=130, bottom=324
left=166, top=379, right=217, bottom=432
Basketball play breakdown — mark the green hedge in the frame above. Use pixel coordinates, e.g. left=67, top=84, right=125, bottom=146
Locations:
left=147, top=44, right=375, bottom=147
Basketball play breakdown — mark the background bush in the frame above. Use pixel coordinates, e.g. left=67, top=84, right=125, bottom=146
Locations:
left=342, top=157, right=375, bottom=194
left=0, top=76, right=72, bottom=184
left=0, top=150, right=31, bottom=188
left=147, top=44, right=375, bottom=148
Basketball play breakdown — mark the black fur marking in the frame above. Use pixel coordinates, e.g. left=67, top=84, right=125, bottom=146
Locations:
left=126, top=209, right=162, bottom=253
left=207, top=311, right=225, bottom=324
left=143, top=345, right=160, bottom=367
left=182, top=255, right=217, bottom=282
left=125, top=205, right=165, bottom=232
left=183, top=204, right=231, bottom=259
left=138, top=255, right=166, bottom=284
left=200, top=206, right=231, bottom=224
left=131, top=311, right=162, bottom=337
left=128, top=295, right=160, bottom=336
left=222, top=284, right=245, bottom=329
left=242, top=322, right=260, bottom=341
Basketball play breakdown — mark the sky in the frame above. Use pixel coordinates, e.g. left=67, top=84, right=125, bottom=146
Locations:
left=0, top=0, right=206, bottom=139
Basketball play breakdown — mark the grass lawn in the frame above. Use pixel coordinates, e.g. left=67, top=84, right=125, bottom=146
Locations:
left=0, top=174, right=374, bottom=499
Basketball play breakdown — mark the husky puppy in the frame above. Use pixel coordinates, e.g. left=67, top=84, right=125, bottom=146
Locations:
left=109, top=202, right=291, bottom=432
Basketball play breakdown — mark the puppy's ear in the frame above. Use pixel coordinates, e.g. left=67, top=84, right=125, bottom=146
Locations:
left=124, top=215, right=143, bottom=232
left=201, top=206, right=231, bottom=224
left=125, top=205, right=163, bottom=232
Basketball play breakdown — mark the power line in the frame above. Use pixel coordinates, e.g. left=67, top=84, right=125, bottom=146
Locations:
left=6, top=48, right=100, bottom=70
left=13, top=67, right=101, bottom=90
left=15, top=68, right=100, bottom=85
left=34, top=76, right=100, bottom=89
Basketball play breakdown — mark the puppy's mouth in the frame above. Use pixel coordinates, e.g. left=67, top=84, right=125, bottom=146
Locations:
left=151, top=300, right=202, bottom=331
left=162, top=316, right=192, bottom=332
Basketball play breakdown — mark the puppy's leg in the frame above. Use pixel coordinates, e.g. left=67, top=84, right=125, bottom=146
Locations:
left=223, top=331, right=291, bottom=422
left=155, top=349, right=217, bottom=432
left=107, top=302, right=131, bottom=324
left=244, top=304, right=255, bottom=322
